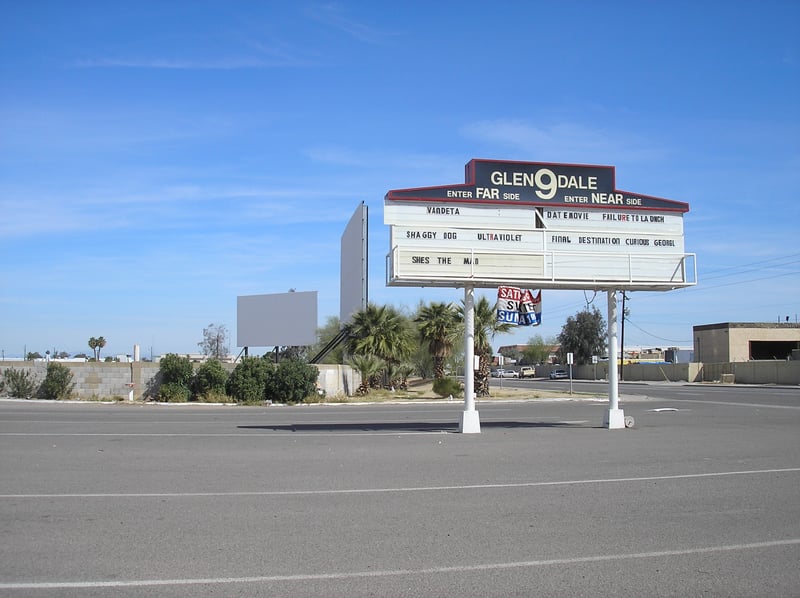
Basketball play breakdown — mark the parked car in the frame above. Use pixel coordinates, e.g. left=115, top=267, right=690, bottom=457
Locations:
left=519, top=366, right=536, bottom=378
left=491, top=368, right=519, bottom=378
left=549, top=369, right=569, bottom=379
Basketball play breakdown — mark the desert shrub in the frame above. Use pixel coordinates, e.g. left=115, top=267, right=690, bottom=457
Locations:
left=159, top=354, right=193, bottom=385
left=432, top=376, right=463, bottom=398
left=158, top=353, right=193, bottom=401
left=159, top=381, right=191, bottom=402
left=3, top=368, right=39, bottom=399
left=38, top=362, right=75, bottom=400
left=302, top=388, right=327, bottom=403
left=194, top=359, right=228, bottom=398
left=226, top=357, right=273, bottom=403
left=265, top=360, right=319, bottom=404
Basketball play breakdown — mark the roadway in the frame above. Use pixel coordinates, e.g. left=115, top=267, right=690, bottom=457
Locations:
left=1, top=383, right=798, bottom=597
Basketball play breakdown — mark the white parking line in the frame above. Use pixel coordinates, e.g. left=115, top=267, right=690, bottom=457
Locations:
left=0, top=431, right=448, bottom=438
left=666, top=399, right=800, bottom=410
left=1, top=539, right=797, bottom=590
left=2, top=467, right=797, bottom=499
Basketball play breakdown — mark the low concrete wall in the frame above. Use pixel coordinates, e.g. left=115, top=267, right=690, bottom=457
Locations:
left=698, top=360, right=800, bottom=385
left=530, top=361, right=797, bottom=385
left=3, top=359, right=795, bottom=400
left=0, top=361, right=152, bottom=400
left=0, top=361, right=358, bottom=400
left=316, top=364, right=358, bottom=398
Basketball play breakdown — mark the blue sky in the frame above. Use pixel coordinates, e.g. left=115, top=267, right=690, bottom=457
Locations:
left=1, top=1, right=798, bottom=359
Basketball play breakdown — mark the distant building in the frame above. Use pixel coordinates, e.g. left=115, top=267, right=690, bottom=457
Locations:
left=664, top=348, right=694, bottom=363
left=497, top=343, right=560, bottom=365
left=155, top=353, right=236, bottom=363
left=693, top=322, right=800, bottom=362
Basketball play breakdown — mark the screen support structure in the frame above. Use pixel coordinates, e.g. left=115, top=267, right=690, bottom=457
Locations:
left=604, top=290, right=625, bottom=429
left=459, top=285, right=480, bottom=433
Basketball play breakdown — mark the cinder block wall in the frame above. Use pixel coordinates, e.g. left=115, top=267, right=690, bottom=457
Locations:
left=0, top=361, right=358, bottom=400
left=4, top=360, right=794, bottom=398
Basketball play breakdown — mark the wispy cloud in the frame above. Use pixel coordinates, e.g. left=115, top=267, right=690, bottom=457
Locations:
left=305, top=3, right=399, bottom=44
left=72, top=50, right=316, bottom=70
left=305, top=144, right=459, bottom=175
left=461, top=120, right=666, bottom=164
left=73, top=29, right=320, bottom=70
left=70, top=5, right=398, bottom=71
left=0, top=182, right=359, bottom=239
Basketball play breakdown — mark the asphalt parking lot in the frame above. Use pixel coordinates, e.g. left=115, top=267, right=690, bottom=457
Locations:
left=1, top=384, right=799, bottom=597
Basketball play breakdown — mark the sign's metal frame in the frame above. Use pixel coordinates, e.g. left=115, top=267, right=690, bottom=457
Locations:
left=386, top=247, right=697, bottom=291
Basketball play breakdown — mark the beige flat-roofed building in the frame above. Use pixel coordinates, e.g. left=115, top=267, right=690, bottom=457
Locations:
left=693, top=322, right=800, bottom=363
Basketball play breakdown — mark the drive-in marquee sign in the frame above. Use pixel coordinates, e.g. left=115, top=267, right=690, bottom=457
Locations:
left=384, top=158, right=696, bottom=291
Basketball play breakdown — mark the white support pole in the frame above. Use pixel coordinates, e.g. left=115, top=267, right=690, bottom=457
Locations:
left=460, top=285, right=481, bottom=433
left=604, top=289, right=625, bottom=429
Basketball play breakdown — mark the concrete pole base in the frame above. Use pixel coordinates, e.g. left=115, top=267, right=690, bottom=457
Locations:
left=459, top=410, right=481, bottom=434
left=603, top=408, right=626, bottom=429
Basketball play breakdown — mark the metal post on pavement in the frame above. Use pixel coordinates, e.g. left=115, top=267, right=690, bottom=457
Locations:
left=459, top=285, right=480, bottom=433
left=567, top=352, right=574, bottom=395
left=604, top=289, right=625, bottom=429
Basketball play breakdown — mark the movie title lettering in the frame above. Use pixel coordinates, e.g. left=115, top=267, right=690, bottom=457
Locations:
left=426, top=206, right=461, bottom=215
left=477, top=232, right=522, bottom=242
left=406, top=231, right=437, bottom=239
left=578, top=236, right=621, bottom=245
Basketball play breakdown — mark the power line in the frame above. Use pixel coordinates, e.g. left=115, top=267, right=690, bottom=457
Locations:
left=678, top=269, right=799, bottom=293
left=700, top=252, right=800, bottom=279
left=701, top=258, right=800, bottom=282
left=623, top=318, right=692, bottom=344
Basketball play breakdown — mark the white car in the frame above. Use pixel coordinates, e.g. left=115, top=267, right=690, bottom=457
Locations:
left=492, top=368, right=519, bottom=378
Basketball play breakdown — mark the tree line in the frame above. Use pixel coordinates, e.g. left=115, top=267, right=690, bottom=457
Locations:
left=2, top=300, right=607, bottom=402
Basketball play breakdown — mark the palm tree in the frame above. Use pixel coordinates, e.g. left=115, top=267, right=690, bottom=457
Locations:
left=344, top=303, right=414, bottom=366
left=457, top=296, right=514, bottom=397
left=96, top=336, right=107, bottom=361
left=348, top=354, right=385, bottom=395
left=384, top=362, right=415, bottom=391
left=88, top=337, right=98, bottom=361
left=415, top=301, right=458, bottom=380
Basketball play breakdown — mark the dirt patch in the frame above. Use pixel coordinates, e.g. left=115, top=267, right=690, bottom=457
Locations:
left=364, top=378, right=592, bottom=402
